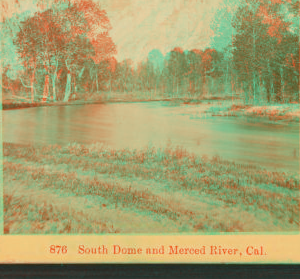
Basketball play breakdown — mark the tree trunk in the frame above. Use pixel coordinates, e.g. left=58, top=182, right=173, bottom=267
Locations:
left=280, top=66, right=284, bottom=102
left=96, top=73, right=99, bottom=92
left=52, top=69, right=57, bottom=102
left=173, top=75, right=175, bottom=94
left=42, top=75, right=50, bottom=102
left=203, top=69, right=206, bottom=96
left=52, top=76, right=56, bottom=102
left=266, top=62, right=271, bottom=103
left=253, top=71, right=256, bottom=103
left=192, top=79, right=195, bottom=94
left=91, top=78, right=94, bottom=93
left=74, top=76, right=76, bottom=94
left=110, top=73, right=112, bottom=93
left=63, top=73, right=72, bottom=102
left=271, top=76, right=274, bottom=102
left=231, top=74, right=234, bottom=103
left=266, top=81, right=270, bottom=103
left=30, top=67, right=36, bottom=103
left=211, top=77, right=214, bottom=97
left=52, top=60, right=58, bottom=102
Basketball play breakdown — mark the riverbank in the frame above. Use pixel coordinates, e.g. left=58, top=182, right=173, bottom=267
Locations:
left=3, top=94, right=299, bottom=124
left=3, top=141, right=299, bottom=234
left=206, top=102, right=300, bottom=123
left=2, top=94, right=230, bottom=110
left=2, top=99, right=105, bottom=110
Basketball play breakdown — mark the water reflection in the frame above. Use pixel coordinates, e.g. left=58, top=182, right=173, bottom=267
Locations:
left=3, top=102, right=299, bottom=172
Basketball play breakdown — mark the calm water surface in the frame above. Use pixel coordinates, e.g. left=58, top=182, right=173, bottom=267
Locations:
left=3, top=102, right=299, bottom=172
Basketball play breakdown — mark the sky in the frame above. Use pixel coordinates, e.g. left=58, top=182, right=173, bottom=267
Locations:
left=99, top=0, right=231, bottom=63
left=1, top=0, right=237, bottom=64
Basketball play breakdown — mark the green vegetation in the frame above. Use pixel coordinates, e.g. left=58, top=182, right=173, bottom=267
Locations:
left=4, top=193, right=118, bottom=234
left=2, top=0, right=299, bottom=105
left=4, top=142, right=299, bottom=234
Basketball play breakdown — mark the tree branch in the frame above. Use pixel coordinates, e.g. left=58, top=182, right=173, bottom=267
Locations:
left=19, top=77, right=32, bottom=88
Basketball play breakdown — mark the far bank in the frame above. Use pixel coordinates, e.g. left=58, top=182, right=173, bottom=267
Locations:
left=3, top=93, right=299, bottom=124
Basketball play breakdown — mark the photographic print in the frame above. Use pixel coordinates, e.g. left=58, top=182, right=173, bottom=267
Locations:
left=0, top=0, right=299, bottom=260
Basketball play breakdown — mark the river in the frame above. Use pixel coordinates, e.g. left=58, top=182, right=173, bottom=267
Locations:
left=3, top=102, right=299, bottom=172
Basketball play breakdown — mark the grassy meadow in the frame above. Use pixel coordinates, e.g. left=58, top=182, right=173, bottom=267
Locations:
left=3, top=141, right=299, bottom=234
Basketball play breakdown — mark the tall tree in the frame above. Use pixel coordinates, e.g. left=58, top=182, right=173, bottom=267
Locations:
left=232, top=0, right=299, bottom=103
left=14, top=0, right=116, bottom=102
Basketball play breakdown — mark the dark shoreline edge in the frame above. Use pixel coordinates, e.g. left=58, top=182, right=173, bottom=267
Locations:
left=1, top=95, right=237, bottom=111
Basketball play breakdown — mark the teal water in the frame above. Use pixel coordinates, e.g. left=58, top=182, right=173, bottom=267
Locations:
left=3, top=102, right=299, bottom=172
